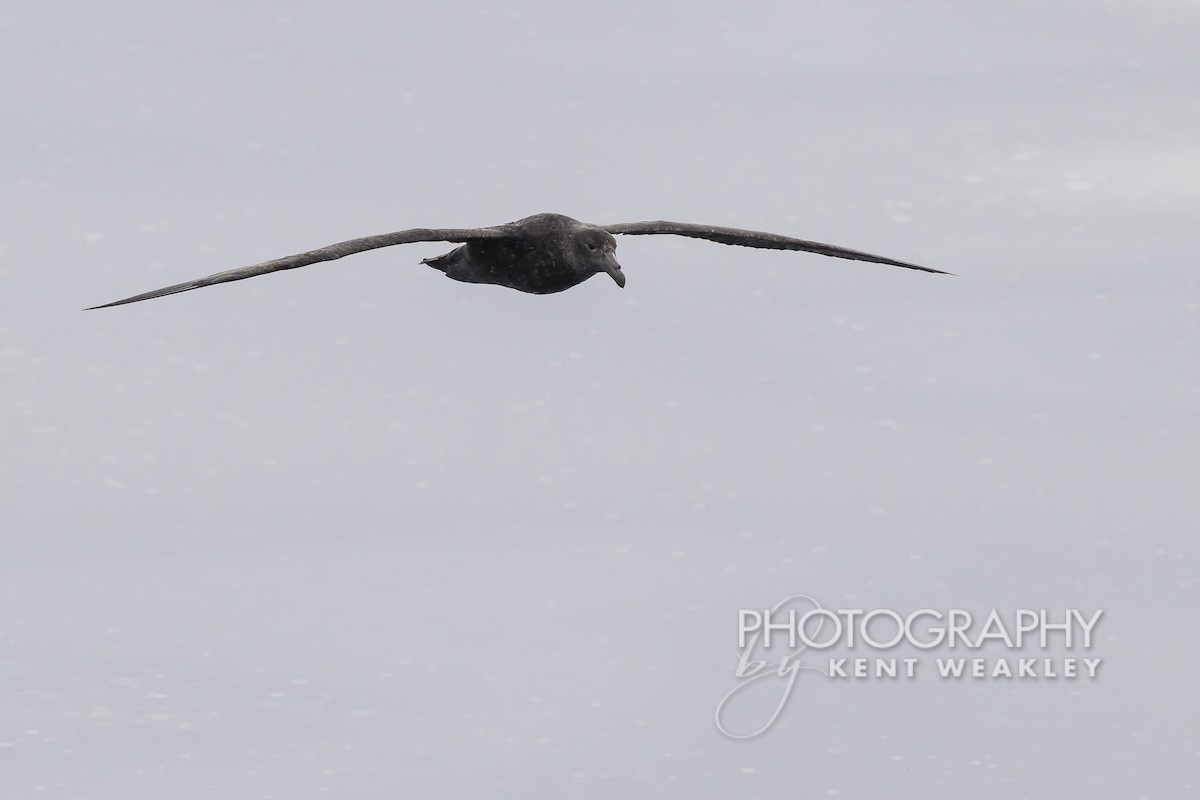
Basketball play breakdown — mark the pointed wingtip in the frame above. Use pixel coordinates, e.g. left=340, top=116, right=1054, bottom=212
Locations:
left=82, top=280, right=204, bottom=310
left=84, top=297, right=138, bottom=310
left=889, top=258, right=952, bottom=276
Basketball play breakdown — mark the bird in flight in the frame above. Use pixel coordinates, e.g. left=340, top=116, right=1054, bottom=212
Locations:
left=87, top=212, right=947, bottom=309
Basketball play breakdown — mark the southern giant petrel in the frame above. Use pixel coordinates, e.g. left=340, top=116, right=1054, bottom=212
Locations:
left=87, top=213, right=947, bottom=309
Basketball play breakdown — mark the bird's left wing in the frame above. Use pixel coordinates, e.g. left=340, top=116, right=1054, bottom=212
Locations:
left=602, top=220, right=949, bottom=275
left=86, top=225, right=515, bottom=309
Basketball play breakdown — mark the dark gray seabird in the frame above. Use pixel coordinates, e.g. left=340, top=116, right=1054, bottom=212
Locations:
left=87, top=212, right=947, bottom=309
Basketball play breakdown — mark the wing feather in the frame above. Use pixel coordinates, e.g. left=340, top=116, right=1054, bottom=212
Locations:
left=602, top=220, right=949, bottom=275
left=87, top=225, right=513, bottom=309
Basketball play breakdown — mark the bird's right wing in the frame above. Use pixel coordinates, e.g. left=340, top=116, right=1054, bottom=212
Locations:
left=87, top=225, right=515, bottom=309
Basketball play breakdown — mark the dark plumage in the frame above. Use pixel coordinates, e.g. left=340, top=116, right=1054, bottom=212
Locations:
left=86, top=212, right=947, bottom=309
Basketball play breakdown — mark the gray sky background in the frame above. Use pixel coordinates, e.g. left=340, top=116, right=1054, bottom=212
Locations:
left=3, top=1, right=1198, bottom=797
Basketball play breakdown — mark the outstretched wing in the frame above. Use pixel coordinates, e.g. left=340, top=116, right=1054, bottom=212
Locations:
left=602, top=220, right=949, bottom=275
left=87, top=225, right=515, bottom=309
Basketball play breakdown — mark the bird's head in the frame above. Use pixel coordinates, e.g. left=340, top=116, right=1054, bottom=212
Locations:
left=572, top=228, right=625, bottom=288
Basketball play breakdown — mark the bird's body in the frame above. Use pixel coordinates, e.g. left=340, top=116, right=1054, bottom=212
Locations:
left=421, top=213, right=623, bottom=294
left=87, top=212, right=947, bottom=309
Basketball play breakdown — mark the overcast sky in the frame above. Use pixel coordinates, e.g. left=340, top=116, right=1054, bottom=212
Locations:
left=3, top=1, right=1198, bottom=797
